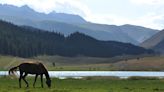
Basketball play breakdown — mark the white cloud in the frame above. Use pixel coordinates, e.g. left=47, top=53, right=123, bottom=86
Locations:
left=127, top=14, right=164, bottom=29
left=86, top=13, right=164, bottom=30
left=130, top=0, right=164, bottom=5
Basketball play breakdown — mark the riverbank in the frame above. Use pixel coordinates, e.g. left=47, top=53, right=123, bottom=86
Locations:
left=1, top=76, right=164, bottom=92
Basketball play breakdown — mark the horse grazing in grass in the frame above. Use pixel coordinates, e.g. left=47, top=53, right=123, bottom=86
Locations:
left=9, top=62, right=51, bottom=88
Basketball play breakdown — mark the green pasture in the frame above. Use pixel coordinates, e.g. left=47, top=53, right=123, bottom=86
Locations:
left=1, top=76, right=164, bottom=92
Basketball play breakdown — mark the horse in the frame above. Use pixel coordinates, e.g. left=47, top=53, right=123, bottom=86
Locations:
left=9, top=62, right=51, bottom=88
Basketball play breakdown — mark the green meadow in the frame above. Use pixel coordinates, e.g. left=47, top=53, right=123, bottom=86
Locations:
left=1, top=76, right=164, bottom=92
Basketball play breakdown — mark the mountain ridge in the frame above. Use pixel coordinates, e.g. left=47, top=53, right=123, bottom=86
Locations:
left=0, top=4, right=158, bottom=45
left=0, top=4, right=86, bottom=23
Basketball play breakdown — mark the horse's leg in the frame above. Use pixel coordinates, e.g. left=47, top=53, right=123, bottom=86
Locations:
left=22, top=73, right=29, bottom=88
left=19, top=71, right=23, bottom=88
left=40, top=74, right=43, bottom=88
left=33, top=74, right=38, bottom=88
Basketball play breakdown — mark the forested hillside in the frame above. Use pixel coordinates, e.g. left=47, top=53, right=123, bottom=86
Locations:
left=0, top=20, right=153, bottom=57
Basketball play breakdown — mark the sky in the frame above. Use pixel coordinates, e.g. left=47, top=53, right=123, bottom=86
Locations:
left=0, top=0, right=164, bottom=30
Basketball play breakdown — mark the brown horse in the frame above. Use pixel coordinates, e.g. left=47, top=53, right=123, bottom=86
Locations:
left=9, top=62, right=51, bottom=88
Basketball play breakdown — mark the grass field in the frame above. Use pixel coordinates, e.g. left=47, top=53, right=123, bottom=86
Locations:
left=1, top=76, right=164, bottom=92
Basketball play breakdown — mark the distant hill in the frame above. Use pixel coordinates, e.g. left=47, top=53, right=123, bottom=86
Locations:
left=119, top=24, right=157, bottom=42
left=0, top=16, right=139, bottom=44
left=78, top=23, right=158, bottom=43
left=141, top=30, right=164, bottom=54
left=77, top=23, right=139, bottom=44
left=0, top=4, right=158, bottom=45
left=0, top=20, right=153, bottom=57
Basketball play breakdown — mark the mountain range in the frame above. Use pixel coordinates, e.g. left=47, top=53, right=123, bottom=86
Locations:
left=0, top=20, right=153, bottom=57
left=0, top=4, right=158, bottom=45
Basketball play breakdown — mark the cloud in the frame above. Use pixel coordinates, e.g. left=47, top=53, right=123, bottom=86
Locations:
left=86, top=13, right=164, bottom=30
left=127, top=13, right=164, bottom=29
left=130, top=0, right=164, bottom=5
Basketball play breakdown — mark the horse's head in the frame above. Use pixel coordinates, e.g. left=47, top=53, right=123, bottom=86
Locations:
left=46, top=79, right=51, bottom=88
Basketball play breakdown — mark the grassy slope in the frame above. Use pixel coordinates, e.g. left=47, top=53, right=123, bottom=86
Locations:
left=1, top=55, right=164, bottom=71
left=113, top=55, right=164, bottom=71
left=1, top=77, right=164, bottom=92
left=34, top=55, right=164, bottom=71
left=34, top=55, right=115, bottom=71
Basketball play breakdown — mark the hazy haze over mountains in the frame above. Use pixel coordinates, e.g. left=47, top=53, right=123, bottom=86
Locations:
left=0, top=4, right=158, bottom=45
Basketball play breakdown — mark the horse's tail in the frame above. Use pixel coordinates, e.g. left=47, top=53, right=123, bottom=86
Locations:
left=9, top=65, right=19, bottom=76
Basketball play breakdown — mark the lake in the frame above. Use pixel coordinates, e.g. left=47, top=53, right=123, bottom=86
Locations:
left=2, top=71, right=164, bottom=79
